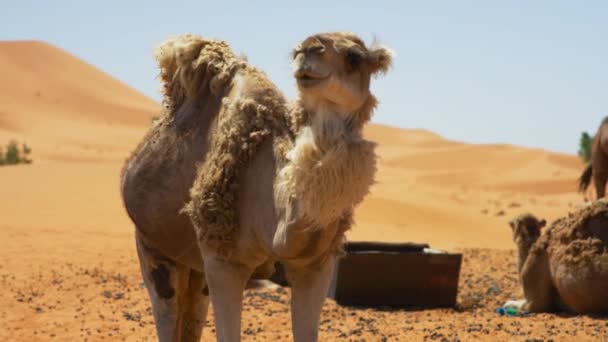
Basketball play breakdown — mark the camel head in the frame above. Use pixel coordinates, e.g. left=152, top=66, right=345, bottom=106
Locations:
left=292, top=32, right=393, bottom=118
left=509, top=213, right=546, bottom=247
left=510, top=213, right=546, bottom=274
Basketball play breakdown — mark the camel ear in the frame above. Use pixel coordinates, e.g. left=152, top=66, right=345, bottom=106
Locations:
left=538, top=219, right=547, bottom=229
left=509, top=220, right=516, bottom=230
left=368, top=44, right=394, bottom=75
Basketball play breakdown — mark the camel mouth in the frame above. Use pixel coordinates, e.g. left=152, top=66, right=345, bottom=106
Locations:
left=295, top=70, right=329, bottom=88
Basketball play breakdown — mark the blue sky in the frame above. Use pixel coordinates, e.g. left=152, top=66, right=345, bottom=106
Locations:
left=2, top=1, right=607, bottom=154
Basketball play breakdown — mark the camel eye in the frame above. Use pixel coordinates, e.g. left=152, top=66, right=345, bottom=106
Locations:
left=345, top=51, right=362, bottom=70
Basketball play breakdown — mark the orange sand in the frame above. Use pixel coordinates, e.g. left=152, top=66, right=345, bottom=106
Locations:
left=0, top=41, right=597, bottom=341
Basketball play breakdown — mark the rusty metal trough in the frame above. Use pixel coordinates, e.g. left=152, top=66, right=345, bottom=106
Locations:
left=328, top=241, right=462, bottom=308
left=270, top=241, right=462, bottom=308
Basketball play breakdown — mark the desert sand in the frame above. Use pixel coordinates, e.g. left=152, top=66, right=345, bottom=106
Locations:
left=1, top=41, right=604, bottom=341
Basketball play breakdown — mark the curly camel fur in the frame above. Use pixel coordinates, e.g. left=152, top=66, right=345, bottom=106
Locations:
left=509, top=202, right=608, bottom=314
left=169, top=37, right=294, bottom=255
left=185, top=33, right=386, bottom=257
left=275, top=98, right=377, bottom=231
left=121, top=32, right=393, bottom=342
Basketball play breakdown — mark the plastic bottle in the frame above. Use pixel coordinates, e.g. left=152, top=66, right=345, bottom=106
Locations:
left=496, top=301, right=528, bottom=316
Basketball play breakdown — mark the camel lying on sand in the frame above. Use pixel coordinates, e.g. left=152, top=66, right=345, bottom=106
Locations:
left=579, top=117, right=608, bottom=198
left=121, top=32, right=392, bottom=341
left=508, top=202, right=608, bottom=314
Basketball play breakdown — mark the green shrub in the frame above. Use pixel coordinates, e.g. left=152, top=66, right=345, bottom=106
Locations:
left=0, top=140, right=32, bottom=166
left=5, top=140, right=20, bottom=164
left=578, top=132, right=593, bottom=163
left=21, top=143, right=32, bottom=164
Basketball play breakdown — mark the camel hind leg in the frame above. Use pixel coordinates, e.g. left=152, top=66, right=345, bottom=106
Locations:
left=136, top=233, right=209, bottom=342
left=179, top=268, right=209, bottom=341
left=593, top=170, right=608, bottom=199
left=594, top=129, right=608, bottom=199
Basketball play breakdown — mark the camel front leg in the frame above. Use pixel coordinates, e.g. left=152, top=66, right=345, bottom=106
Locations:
left=520, top=253, right=554, bottom=313
left=204, top=257, right=252, bottom=342
left=286, top=256, right=336, bottom=342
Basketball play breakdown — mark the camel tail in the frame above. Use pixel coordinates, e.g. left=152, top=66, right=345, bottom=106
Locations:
left=579, top=163, right=593, bottom=193
left=154, top=34, right=246, bottom=111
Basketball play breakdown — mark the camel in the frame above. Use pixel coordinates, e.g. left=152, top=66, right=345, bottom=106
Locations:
left=121, top=32, right=392, bottom=341
left=579, top=116, right=608, bottom=198
left=507, top=204, right=608, bottom=314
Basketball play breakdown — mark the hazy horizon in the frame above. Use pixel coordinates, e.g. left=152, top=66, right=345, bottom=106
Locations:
left=2, top=0, right=607, bottom=154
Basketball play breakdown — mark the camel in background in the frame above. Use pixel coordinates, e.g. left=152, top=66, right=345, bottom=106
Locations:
left=579, top=117, right=608, bottom=198
left=508, top=207, right=608, bottom=314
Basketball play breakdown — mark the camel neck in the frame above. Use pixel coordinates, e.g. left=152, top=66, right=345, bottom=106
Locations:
left=292, top=93, right=377, bottom=135
left=516, top=241, right=534, bottom=274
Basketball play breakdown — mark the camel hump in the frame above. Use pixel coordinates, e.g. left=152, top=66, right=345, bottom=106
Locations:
left=154, top=34, right=247, bottom=110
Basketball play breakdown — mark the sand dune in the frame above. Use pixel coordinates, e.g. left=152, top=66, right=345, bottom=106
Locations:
left=353, top=123, right=584, bottom=249
left=0, top=40, right=595, bottom=341
left=0, top=40, right=586, bottom=250
left=0, top=40, right=158, bottom=161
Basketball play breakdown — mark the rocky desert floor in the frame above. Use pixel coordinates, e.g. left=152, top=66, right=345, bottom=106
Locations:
left=2, top=244, right=607, bottom=341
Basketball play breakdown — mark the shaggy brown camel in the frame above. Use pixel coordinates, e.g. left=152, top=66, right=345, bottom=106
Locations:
left=579, top=116, right=608, bottom=198
left=121, top=32, right=392, bottom=341
left=508, top=206, right=608, bottom=314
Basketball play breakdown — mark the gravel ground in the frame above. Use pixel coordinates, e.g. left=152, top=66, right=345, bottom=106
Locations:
left=2, top=248, right=607, bottom=341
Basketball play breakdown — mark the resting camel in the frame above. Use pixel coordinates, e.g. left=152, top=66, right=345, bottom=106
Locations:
left=579, top=116, right=608, bottom=198
left=508, top=205, right=608, bottom=314
left=121, top=32, right=392, bottom=341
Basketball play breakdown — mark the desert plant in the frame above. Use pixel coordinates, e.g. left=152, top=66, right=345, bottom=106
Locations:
left=21, top=143, right=32, bottom=164
left=0, top=140, right=33, bottom=166
left=578, top=132, right=593, bottom=163
left=5, top=140, right=20, bottom=164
